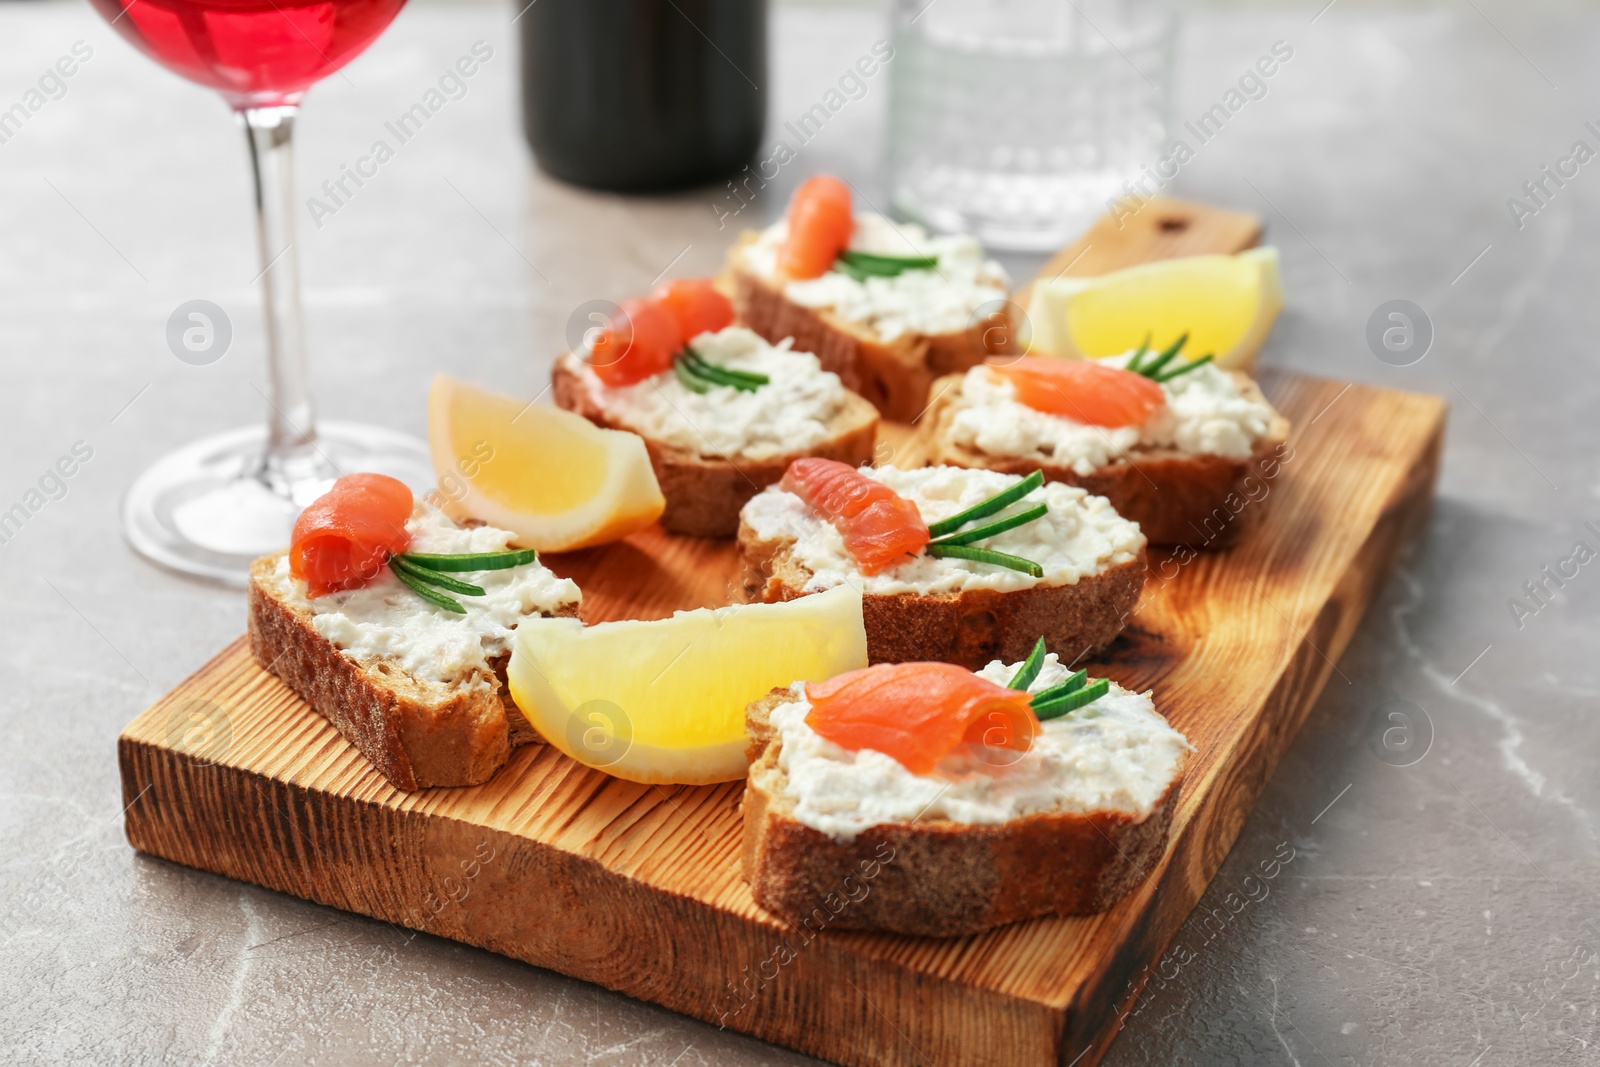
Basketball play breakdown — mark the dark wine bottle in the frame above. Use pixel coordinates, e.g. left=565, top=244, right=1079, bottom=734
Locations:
left=520, top=0, right=767, bottom=192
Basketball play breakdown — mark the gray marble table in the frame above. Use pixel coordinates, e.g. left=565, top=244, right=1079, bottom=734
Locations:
left=3, top=0, right=1596, bottom=1063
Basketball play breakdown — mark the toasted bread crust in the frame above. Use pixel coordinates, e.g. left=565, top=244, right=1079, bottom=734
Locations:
left=740, top=690, right=1184, bottom=936
left=552, top=354, right=880, bottom=538
left=727, top=232, right=1016, bottom=423
left=735, top=517, right=1146, bottom=669
left=917, top=372, right=1293, bottom=547
left=247, top=556, right=576, bottom=791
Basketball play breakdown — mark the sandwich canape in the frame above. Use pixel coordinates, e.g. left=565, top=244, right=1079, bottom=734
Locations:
left=918, top=336, right=1291, bottom=546
left=552, top=277, right=879, bottom=537
left=727, top=174, right=1017, bottom=422
left=738, top=458, right=1146, bottom=668
left=742, top=641, right=1193, bottom=936
left=248, top=473, right=581, bottom=791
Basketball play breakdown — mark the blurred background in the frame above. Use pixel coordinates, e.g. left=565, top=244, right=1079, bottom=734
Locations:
left=5, top=0, right=1600, bottom=1064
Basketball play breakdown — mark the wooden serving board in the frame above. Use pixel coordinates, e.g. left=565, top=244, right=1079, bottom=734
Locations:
left=118, top=202, right=1447, bottom=1067
left=1014, top=195, right=1262, bottom=309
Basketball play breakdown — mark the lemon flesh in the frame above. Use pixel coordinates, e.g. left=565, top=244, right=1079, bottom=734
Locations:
left=507, top=586, right=868, bottom=785
left=428, top=375, right=664, bottom=551
left=1027, top=246, right=1282, bottom=370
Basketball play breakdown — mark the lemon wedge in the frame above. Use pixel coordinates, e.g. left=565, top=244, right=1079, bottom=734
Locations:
left=507, top=586, right=868, bottom=785
left=1026, top=246, right=1283, bottom=370
left=428, top=375, right=664, bottom=552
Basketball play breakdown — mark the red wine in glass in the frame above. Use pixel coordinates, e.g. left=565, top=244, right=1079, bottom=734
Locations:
left=91, top=0, right=433, bottom=584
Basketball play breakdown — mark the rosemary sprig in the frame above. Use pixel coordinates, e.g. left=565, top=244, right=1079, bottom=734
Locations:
left=388, top=558, right=467, bottom=614
left=834, top=249, right=939, bottom=282
left=926, top=471, right=1045, bottom=538
left=396, top=549, right=536, bottom=571
left=927, top=504, right=1048, bottom=548
left=1033, top=678, right=1110, bottom=720
left=675, top=348, right=769, bottom=392
left=1008, top=637, right=1047, bottom=691
left=924, top=544, right=1043, bottom=577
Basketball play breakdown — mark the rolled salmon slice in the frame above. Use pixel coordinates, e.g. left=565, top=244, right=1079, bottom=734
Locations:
left=988, top=356, right=1165, bottom=428
left=289, top=473, right=414, bottom=598
left=780, top=458, right=930, bottom=575
left=806, top=662, right=1039, bottom=775
left=779, top=175, right=854, bottom=280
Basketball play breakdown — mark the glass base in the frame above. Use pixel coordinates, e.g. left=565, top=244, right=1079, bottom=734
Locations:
left=892, top=167, right=1131, bottom=252
left=122, top=421, right=435, bottom=587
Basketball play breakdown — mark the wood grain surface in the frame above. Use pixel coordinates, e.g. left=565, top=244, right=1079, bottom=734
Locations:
left=117, top=201, right=1446, bottom=1067
left=1014, top=196, right=1263, bottom=310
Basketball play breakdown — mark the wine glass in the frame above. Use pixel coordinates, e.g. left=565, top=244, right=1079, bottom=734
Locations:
left=90, top=0, right=434, bottom=585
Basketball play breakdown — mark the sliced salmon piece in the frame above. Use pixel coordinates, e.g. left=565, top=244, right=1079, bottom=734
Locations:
left=589, top=297, right=682, bottom=387
left=589, top=279, right=735, bottom=387
left=649, top=278, right=735, bottom=342
left=988, top=356, right=1165, bottom=428
left=806, top=662, right=1039, bottom=775
left=778, top=175, right=853, bottom=280
left=290, top=473, right=414, bottom=598
left=780, top=458, right=930, bottom=575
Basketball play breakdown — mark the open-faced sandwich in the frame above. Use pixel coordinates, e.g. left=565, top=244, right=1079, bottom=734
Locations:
left=742, top=641, right=1193, bottom=936
left=552, top=277, right=879, bottom=537
left=727, top=175, right=1016, bottom=422
left=248, top=473, right=581, bottom=791
left=738, top=459, right=1146, bottom=668
left=917, top=337, right=1291, bottom=546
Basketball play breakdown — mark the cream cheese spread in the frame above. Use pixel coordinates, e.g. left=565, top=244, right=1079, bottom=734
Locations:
left=571, top=327, right=855, bottom=462
left=739, top=464, right=1144, bottom=595
left=743, top=213, right=1010, bottom=342
left=948, top=353, right=1276, bottom=475
left=768, top=653, right=1193, bottom=840
left=271, top=506, right=581, bottom=689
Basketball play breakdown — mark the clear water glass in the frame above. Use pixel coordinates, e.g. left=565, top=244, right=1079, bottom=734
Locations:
left=887, top=0, right=1176, bottom=251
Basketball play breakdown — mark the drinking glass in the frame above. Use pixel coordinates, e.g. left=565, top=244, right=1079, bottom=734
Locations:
left=887, top=0, right=1177, bottom=251
left=89, top=0, right=433, bottom=584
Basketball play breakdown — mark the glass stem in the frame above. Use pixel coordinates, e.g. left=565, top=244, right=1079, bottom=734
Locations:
left=241, top=105, right=322, bottom=488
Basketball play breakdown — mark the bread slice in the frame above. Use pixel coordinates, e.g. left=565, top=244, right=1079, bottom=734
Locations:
left=741, top=689, right=1187, bottom=937
left=736, top=517, right=1146, bottom=670
left=551, top=352, right=880, bottom=538
left=247, top=554, right=579, bottom=792
left=726, top=230, right=1017, bottom=423
left=916, top=371, right=1292, bottom=547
